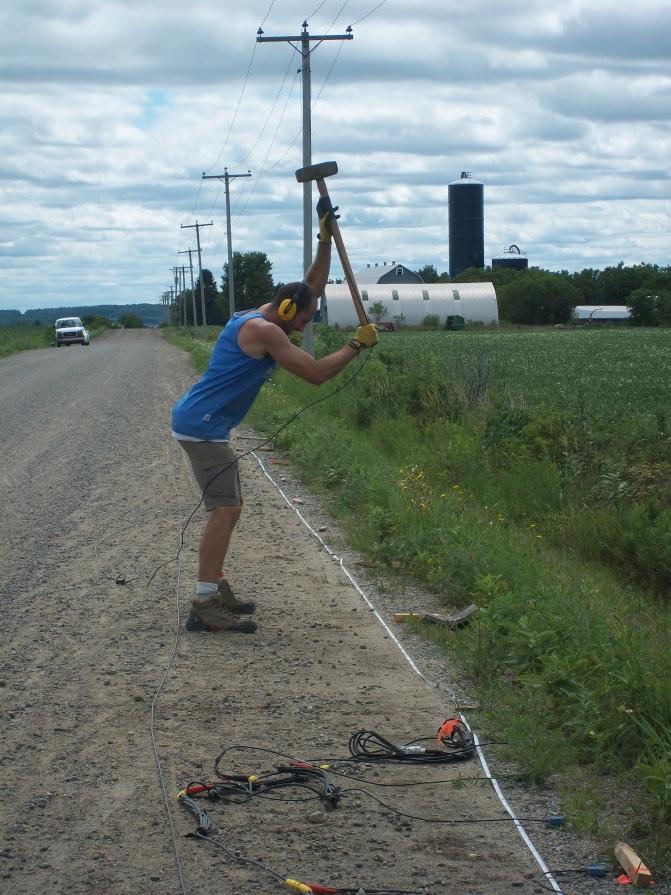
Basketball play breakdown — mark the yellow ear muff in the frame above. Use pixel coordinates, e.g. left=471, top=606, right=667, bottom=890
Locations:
left=278, top=298, right=297, bottom=321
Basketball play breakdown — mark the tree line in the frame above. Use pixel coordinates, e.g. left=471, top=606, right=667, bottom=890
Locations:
left=174, top=255, right=671, bottom=328
left=420, top=262, right=671, bottom=326
left=174, top=252, right=276, bottom=327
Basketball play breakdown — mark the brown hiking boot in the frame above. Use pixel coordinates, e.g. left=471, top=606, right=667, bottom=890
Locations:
left=186, top=593, right=257, bottom=633
left=218, top=579, right=256, bottom=615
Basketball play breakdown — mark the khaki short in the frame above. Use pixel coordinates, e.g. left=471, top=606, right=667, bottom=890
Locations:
left=177, top=440, right=242, bottom=511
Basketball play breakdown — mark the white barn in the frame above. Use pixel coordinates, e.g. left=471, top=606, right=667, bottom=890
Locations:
left=321, top=281, right=499, bottom=328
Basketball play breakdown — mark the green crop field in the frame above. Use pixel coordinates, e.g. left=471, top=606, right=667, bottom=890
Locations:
left=0, top=324, right=53, bottom=358
left=370, top=327, right=671, bottom=422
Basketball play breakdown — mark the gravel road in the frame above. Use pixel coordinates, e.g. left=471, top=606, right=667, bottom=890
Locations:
left=0, top=330, right=620, bottom=895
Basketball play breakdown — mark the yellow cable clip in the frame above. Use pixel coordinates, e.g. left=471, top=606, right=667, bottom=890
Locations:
left=176, top=789, right=186, bottom=799
left=248, top=774, right=258, bottom=784
left=284, top=880, right=313, bottom=894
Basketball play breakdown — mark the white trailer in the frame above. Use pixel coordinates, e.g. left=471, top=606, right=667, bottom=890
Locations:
left=572, top=305, right=631, bottom=323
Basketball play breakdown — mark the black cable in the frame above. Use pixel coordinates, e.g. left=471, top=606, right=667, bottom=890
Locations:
left=192, top=830, right=287, bottom=883
left=210, top=741, right=520, bottom=812
left=343, top=787, right=555, bottom=826
left=191, top=830, right=423, bottom=894
left=347, top=727, right=475, bottom=763
left=146, top=346, right=374, bottom=587
left=213, top=738, right=511, bottom=784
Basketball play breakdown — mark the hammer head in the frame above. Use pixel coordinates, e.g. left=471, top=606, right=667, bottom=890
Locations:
left=295, top=161, right=338, bottom=183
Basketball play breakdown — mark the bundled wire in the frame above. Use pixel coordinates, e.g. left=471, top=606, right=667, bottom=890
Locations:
left=347, top=719, right=475, bottom=764
left=184, top=763, right=342, bottom=808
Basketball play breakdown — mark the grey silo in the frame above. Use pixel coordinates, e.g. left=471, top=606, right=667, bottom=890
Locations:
left=448, top=172, right=484, bottom=279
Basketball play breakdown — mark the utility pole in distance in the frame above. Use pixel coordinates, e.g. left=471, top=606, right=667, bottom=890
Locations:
left=171, top=266, right=183, bottom=326
left=180, top=220, right=213, bottom=339
left=257, top=20, right=353, bottom=355
left=178, top=249, right=198, bottom=327
left=202, top=169, right=251, bottom=320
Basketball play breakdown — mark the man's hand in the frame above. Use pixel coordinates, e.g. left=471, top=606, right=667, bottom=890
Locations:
left=354, top=323, right=378, bottom=348
left=316, top=196, right=339, bottom=242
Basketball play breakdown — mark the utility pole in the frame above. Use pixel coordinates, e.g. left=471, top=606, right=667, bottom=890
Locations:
left=161, top=290, right=171, bottom=325
left=171, top=267, right=182, bottom=326
left=178, top=249, right=198, bottom=327
left=202, top=169, right=252, bottom=320
left=257, top=20, right=353, bottom=355
left=181, top=220, right=213, bottom=339
left=179, top=266, right=188, bottom=326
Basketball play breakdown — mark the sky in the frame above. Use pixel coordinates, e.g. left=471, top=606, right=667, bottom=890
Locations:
left=1, top=0, right=670, bottom=311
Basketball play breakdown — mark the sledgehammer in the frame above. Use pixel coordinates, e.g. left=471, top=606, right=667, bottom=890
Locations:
left=295, top=161, right=369, bottom=326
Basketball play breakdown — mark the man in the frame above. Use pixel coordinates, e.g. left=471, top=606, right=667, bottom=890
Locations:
left=171, top=198, right=378, bottom=634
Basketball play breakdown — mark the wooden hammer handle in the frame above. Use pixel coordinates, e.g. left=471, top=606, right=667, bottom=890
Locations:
left=315, top=179, right=369, bottom=326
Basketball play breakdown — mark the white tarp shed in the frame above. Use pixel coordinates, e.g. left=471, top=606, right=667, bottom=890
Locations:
left=322, top=282, right=499, bottom=328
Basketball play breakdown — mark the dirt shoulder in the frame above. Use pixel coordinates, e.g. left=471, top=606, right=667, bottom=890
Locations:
left=0, top=331, right=621, bottom=894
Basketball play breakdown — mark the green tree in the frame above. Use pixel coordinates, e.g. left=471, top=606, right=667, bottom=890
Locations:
left=416, top=264, right=450, bottom=282
left=83, top=314, right=110, bottom=329
left=499, top=269, right=581, bottom=325
left=599, top=262, right=656, bottom=304
left=369, top=301, right=388, bottom=322
left=570, top=268, right=604, bottom=305
left=194, top=269, right=222, bottom=325
left=118, top=313, right=144, bottom=328
left=628, top=287, right=671, bottom=327
left=453, top=266, right=521, bottom=289
left=221, top=251, right=275, bottom=319
left=417, top=264, right=439, bottom=283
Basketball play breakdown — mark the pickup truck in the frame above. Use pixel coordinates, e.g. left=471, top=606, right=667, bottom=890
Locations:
left=54, top=317, right=90, bottom=346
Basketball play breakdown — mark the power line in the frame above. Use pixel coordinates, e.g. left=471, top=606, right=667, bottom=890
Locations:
left=236, top=49, right=298, bottom=167
left=235, top=37, right=347, bottom=208
left=351, top=0, right=387, bottom=26
left=181, top=0, right=276, bottom=230
left=201, top=0, right=278, bottom=176
left=259, top=0, right=277, bottom=28
left=204, top=42, right=259, bottom=176
left=231, top=68, right=301, bottom=220
left=326, top=0, right=351, bottom=33
left=307, top=0, right=330, bottom=18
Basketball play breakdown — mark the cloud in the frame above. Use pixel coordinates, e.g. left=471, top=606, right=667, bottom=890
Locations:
left=0, top=0, right=669, bottom=309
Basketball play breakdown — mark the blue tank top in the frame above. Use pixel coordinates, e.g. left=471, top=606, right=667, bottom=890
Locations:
left=172, top=311, right=277, bottom=441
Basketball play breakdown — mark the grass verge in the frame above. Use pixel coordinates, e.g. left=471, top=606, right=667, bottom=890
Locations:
left=0, top=323, right=110, bottom=359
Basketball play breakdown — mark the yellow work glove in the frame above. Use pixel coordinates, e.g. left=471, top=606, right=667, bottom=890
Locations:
left=349, top=323, right=378, bottom=351
left=316, top=196, right=339, bottom=242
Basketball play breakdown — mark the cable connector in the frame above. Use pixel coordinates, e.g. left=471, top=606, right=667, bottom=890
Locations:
left=284, top=879, right=314, bottom=893
left=586, top=864, right=608, bottom=877
left=400, top=745, right=427, bottom=754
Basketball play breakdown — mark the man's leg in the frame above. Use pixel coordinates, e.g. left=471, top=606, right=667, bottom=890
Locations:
left=177, top=440, right=256, bottom=633
left=188, top=503, right=255, bottom=633
left=198, top=505, right=242, bottom=582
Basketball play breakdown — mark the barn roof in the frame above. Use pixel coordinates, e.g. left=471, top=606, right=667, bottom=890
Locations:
left=354, top=262, right=419, bottom=284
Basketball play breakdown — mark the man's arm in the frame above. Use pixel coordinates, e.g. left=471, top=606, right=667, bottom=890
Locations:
left=251, top=318, right=358, bottom=385
left=304, top=196, right=337, bottom=298
left=304, top=237, right=331, bottom=299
